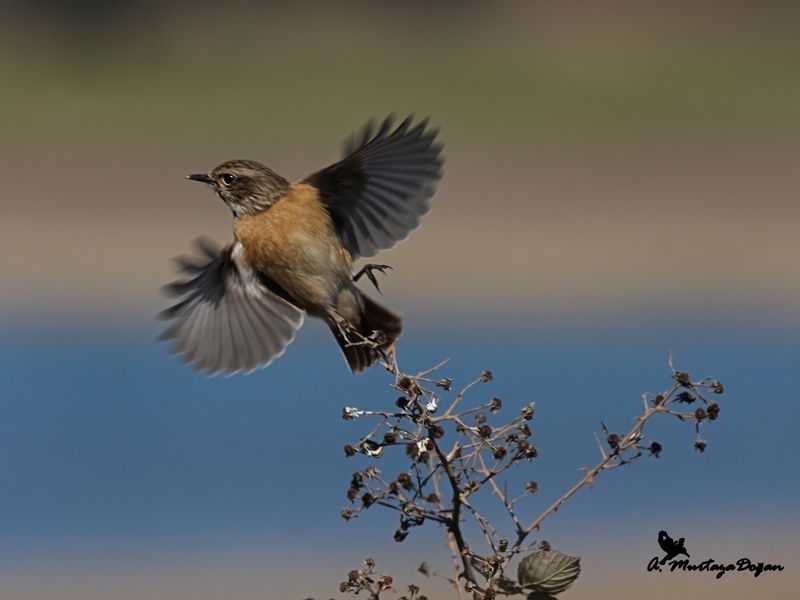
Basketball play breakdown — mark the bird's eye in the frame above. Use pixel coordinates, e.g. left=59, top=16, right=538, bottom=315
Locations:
left=221, top=173, right=236, bottom=185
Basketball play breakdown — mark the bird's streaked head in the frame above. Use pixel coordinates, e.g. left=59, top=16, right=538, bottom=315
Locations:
left=188, top=159, right=290, bottom=217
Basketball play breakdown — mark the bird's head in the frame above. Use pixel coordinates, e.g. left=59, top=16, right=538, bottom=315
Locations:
left=188, top=159, right=290, bottom=217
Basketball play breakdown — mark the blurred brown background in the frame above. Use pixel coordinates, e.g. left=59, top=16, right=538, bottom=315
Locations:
left=1, top=0, right=798, bottom=325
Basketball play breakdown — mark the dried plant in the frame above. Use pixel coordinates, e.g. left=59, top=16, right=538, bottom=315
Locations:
left=335, top=352, right=723, bottom=600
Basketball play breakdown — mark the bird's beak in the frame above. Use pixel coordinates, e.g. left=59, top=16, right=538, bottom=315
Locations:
left=187, top=173, right=214, bottom=184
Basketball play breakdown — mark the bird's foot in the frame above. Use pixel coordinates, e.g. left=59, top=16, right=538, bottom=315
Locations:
left=353, top=264, right=393, bottom=294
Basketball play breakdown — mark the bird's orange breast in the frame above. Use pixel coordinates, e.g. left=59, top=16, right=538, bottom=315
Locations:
left=235, top=183, right=351, bottom=311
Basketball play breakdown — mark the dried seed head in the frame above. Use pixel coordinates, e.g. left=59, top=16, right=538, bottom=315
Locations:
left=607, top=433, right=620, bottom=450
left=695, top=440, right=707, bottom=452
left=493, top=447, right=508, bottom=460
left=341, top=508, right=354, bottom=521
left=481, top=370, right=493, bottom=382
left=361, top=493, right=375, bottom=507
left=498, top=538, right=508, bottom=552
left=490, top=397, right=502, bottom=412
left=478, top=424, right=492, bottom=439
left=394, top=529, right=408, bottom=542
left=674, top=371, right=691, bottom=385
left=343, top=444, right=357, bottom=457
left=653, top=394, right=665, bottom=406
left=694, top=407, right=707, bottom=421
left=711, top=380, right=724, bottom=394
left=347, top=569, right=360, bottom=582
left=649, top=441, right=663, bottom=457
left=525, top=480, right=539, bottom=494
left=677, top=391, right=695, bottom=404
left=342, top=406, right=360, bottom=420
left=347, top=488, right=358, bottom=501
left=383, top=431, right=397, bottom=444
left=707, top=403, right=721, bottom=420
left=521, top=405, right=534, bottom=420
left=435, top=377, right=453, bottom=391
left=431, top=425, right=445, bottom=439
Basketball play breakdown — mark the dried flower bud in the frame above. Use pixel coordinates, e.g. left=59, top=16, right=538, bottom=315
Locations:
left=396, top=396, right=410, bottom=409
left=418, top=562, right=430, bottom=576
left=521, top=404, right=534, bottom=420
left=525, top=480, right=539, bottom=494
left=361, top=493, right=375, bottom=507
left=435, top=377, right=453, bottom=391
left=339, top=582, right=349, bottom=593
left=711, top=380, right=724, bottom=394
left=707, top=403, right=720, bottom=420
left=674, top=371, right=691, bottom=385
left=347, top=569, right=360, bottom=582
left=343, top=444, right=357, bottom=457
left=378, top=574, right=393, bottom=588
left=383, top=432, right=397, bottom=444
left=342, top=406, right=359, bottom=420
left=418, top=451, right=430, bottom=463
left=397, top=472, right=413, bottom=489
left=341, top=508, right=354, bottom=521
left=398, top=376, right=414, bottom=392
left=517, top=439, right=530, bottom=452
left=480, top=370, right=493, bottom=382
left=649, top=441, right=663, bottom=457
left=361, top=439, right=383, bottom=458
left=478, top=424, right=492, bottom=439
left=525, top=446, right=538, bottom=459
left=519, top=423, right=531, bottom=437
left=695, top=440, right=707, bottom=452
left=406, top=443, right=419, bottom=458
left=388, top=481, right=399, bottom=494
left=694, top=407, right=707, bottom=421
left=498, top=538, right=508, bottom=552
left=474, top=412, right=487, bottom=425
left=607, top=433, right=620, bottom=450
left=493, top=447, right=508, bottom=460
left=677, top=391, right=695, bottom=404
left=653, top=394, right=666, bottom=406
left=431, top=425, right=445, bottom=439
left=489, top=397, right=502, bottom=412
left=394, top=529, right=408, bottom=542
left=347, top=488, right=358, bottom=501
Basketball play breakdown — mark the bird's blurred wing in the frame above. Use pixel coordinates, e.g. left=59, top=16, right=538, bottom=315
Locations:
left=159, top=238, right=304, bottom=375
left=304, top=115, right=444, bottom=259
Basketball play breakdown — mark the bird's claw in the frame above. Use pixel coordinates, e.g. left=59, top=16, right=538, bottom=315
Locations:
left=353, top=263, right=393, bottom=294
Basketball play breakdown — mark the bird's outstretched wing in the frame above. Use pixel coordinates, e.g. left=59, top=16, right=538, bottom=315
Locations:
left=304, top=115, right=444, bottom=259
left=159, top=238, right=304, bottom=375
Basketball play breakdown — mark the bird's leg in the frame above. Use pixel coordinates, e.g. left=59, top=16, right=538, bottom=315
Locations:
left=326, top=309, right=381, bottom=350
left=353, top=264, right=393, bottom=294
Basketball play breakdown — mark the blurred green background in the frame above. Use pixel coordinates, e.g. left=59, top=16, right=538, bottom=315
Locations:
left=0, top=2, right=798, bottom=599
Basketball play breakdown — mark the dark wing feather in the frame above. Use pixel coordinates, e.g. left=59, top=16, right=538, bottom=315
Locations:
left=159, top=238, right=304, bottom=375
left=304, top=115, right=444, bottom=259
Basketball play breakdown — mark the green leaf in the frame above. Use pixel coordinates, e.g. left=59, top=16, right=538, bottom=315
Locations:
left=518, top=550, right=581, bottom=595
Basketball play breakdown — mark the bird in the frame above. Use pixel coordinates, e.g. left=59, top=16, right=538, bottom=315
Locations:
left=159, top=115, right=444, bottom=375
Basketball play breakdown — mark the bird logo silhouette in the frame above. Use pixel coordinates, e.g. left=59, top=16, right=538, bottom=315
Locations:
left=657, top=530, right=690, bottom=565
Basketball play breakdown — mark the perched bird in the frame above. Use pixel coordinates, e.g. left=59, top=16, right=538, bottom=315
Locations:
left=159, top=116, right=444, bottom=375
